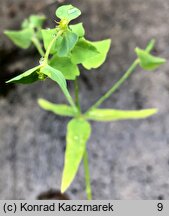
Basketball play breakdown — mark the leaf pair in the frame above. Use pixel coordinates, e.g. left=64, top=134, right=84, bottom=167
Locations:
left=61, top=108, right=157, bottom=193
left=41, top=23, right=85, bottom=80
left=135, top=46, right=166, bottom=71
left=41, top=27, right=80, bottom=57
left=38, top=98, right=158, bottom=121
left=38, top=98, right=158, bottom=193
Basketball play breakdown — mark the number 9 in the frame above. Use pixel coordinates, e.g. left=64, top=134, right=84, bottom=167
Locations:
left=157, top=203, right=163, bottom=211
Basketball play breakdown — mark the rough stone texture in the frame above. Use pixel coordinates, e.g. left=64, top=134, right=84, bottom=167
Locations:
left=0, top=0, right=169, bottom=199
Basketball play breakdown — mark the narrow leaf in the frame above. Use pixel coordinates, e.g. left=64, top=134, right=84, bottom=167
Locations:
left=38, top=98, right=77, bottom=117
left=61, top=118, right=91, bottom=193
left=50, top=54, right=80, bottom=80
left=4, top=28, right=34, bottom=49
left=85, top=108, right=158, bottom=122
left=56, top=5, right=81, bottom=22
left=6, top=65, right=41, bottom=84
left=71, top=38, right=99, bottom=64
left=41, top=65, right=67, bottom=88
left=69, top=23, right=85, bottom=37
left=135, top=48, right=166, bottom=70
left=82, top=39, right=111, bottom=69
left=41, top=65, right=75, bottom=108
left=41, top=65, right=74, bottom=104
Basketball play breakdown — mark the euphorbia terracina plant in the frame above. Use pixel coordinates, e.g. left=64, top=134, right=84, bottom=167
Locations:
left=4, top=4, right=166, bottom=199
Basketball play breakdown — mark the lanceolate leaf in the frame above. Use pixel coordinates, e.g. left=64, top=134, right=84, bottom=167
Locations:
left=85, top=108, right=158, bottom=122
left=69, top=23, right=85, bottom=37
left=61, top=118, right=91, bottom=193
left=82, top=39, right=111, bottom=69
left=38, top=98, right=77, bottom=117
left=4, top=28, right=34, bottom=49
left=41, top=65, right=67, bottom=88
left=135, top=48, right=166, bottom=70
left=56, top=5, right=81, bottom=22
left=58, top=31, right=78, bottom=57
left=50, top=54, right=80, bottom=80
left=71, top=38, right=99, bottom=64
left=41, top=65, right=74, bottom=106
left=6, top=65, right=41, bottom=84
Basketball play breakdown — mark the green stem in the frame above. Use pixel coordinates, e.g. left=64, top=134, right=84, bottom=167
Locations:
left=74, top=78, right=81, bottom=112
left=83, top=149, right=92, bottom=200
left=87, top=59, right=140, bottom=111
left=42, top=29, right=77, bottom=112
left=44, top=30, right=63, bottom=63
left=73, top=77, right=92, bottom=199
left=86, top=39, right=155, bottom=112
left=32, top=37, right=45, bottom=57
left=65, top=90, right=78, bottom=113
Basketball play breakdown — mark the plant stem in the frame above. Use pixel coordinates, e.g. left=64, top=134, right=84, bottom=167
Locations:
left=74, top=78, right=81, bottom=112
left=32, top=37, right=45, bottom=57
left=42, top=30, right=77, bottom=112
left=83, top=149, right=92, bottom=200
left=85, top=39, right=155, bottom=113
left=73, top=78, right=92, bottom=199
left=87, top=59, right=140, bottom=111
left=44, top=30, right=63, bottom=63
left=64, top=90, right=77, bottom=112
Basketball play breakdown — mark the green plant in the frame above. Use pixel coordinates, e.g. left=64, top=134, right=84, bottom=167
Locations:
left=4, top=4, right=166, bottom=200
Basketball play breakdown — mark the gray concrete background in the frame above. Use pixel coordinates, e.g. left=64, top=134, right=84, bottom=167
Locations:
left=0, top=0, right=169, bottom=199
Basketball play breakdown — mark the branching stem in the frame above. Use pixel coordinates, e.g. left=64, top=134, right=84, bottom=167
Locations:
left=86, top=39, right=155, bottom=112
left=87, top=59, right=140, bottom=111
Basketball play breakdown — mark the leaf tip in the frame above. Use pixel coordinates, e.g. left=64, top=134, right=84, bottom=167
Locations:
left=151, top=108, right=158, bottom=114
left=134, top=47, right=139, bottom=53
left=3, top=30, right=12, bottom=38
left=150, top=38, right=156, bottom=45
left=60, top=178, right=69, bottom=194
left=37, top=98, right=43, bottom=105
left=37, top=98, right=46, bottom=109
left=146, top=108, right=158, bottom=117
left=5, top=79, right=12, bottom=84
left=60, top=185, right=66, bottom=194
left=4, top=30, right=8, bottom=35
